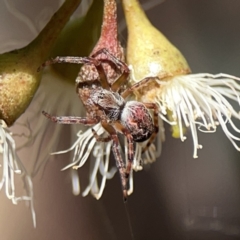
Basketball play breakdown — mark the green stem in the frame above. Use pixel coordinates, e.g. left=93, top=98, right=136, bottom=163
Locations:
left=29, top=0, right=82, bottom=66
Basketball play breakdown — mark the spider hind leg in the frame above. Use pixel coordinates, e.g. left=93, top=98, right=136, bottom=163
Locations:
left=101, top=121, right=129, bottom=200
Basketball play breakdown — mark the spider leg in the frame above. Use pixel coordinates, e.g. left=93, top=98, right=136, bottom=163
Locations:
left=101, top=121, right=128, bottom=200
left=121, top=76, right=157, bottom=99
left=38, top=56, right=101, bottom=72
left=38, top=55, right=111, bottom=90
left=111, top=67, right=130, bottom=92
left=42, top=111, right=98, bottom=125
left=114, top=122, right=134, bottom=183
left=141, top=103, right=159, bottom=153
left=91, top=48, right=130, bottom=92
left=92, top=128, right=111, bottom=142
left=91, top=48, right=128, bottom=72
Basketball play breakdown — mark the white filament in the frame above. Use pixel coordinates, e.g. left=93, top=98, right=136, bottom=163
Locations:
left=53, top=123, right=118, bottom=199
left=156, top=73, right=240, bottom=158
left=0, top=121, right=36, bottom=227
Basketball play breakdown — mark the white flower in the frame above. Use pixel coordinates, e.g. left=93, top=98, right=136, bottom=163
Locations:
left=122, top=0, right=240, bottom=159
left=150, top=73, right=240, bottom=158
left=0, top=120, right=36, bottom=226
left=52, top=121, right=163, bottom=198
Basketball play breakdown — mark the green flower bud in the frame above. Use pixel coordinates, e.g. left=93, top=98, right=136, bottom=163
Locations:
left=122, top=0, right=190, bottom=82
left=0, top=0, right=81, bottom=126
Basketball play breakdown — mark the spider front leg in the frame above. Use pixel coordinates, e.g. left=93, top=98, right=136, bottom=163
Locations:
left=38, top=56, right=101, bottom=72
left=42, top=111, right=98, bottom=125
left=121, top=76, right=158, bottom=99
left=38, top=55, right=112, bottom=91
left=91, top=48, right=130, bottom=92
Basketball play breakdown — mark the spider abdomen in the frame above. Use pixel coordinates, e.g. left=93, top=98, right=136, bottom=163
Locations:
left=121, top=101, right=154, bottom=142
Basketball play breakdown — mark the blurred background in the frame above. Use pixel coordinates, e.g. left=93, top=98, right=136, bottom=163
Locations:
left=1, top=0, right=240, bottom=239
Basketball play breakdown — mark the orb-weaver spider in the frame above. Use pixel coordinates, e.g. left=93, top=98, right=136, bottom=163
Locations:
left=39, top=48, right=159, bottom=200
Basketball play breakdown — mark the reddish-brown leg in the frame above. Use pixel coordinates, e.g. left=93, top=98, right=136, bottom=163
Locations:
left=101, top=121, right=128, bottom=200
left=38, top=55, right=111, bottom=90
left=91, top=128, right=111, bottom=142
left=38, top=56, right=99, bottom=71
left=121, top=76, right=157, bottom=99
left=42, top=111, right=98, bottom=125
left=114, top=122, right=134, bottom=181
left=91, top=48, right=130, bottom=92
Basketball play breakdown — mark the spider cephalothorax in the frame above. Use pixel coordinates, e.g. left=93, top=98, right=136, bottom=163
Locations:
left=91, top=88, right=125, bottom=121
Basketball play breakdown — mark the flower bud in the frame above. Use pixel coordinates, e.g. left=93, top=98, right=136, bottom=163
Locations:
left=0, top=0, right=81, bottom=126
left=122, top=0, right=191, bottom=82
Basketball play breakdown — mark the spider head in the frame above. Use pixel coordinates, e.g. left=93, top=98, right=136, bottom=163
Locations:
left=120, top=101, right=154, bottom=142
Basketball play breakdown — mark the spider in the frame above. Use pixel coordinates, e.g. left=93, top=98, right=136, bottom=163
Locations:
left=39, top=48, right=159, bottom=200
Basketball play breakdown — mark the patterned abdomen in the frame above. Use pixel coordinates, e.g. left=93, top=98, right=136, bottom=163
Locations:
left=120, top=101, right=154, bottom=142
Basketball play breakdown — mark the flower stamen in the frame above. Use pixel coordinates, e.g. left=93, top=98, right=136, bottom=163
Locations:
left=154, top=73, right=240, bottom=157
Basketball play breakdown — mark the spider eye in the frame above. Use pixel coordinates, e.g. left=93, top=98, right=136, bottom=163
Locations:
left=121, top=101, right=154, bottom=142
